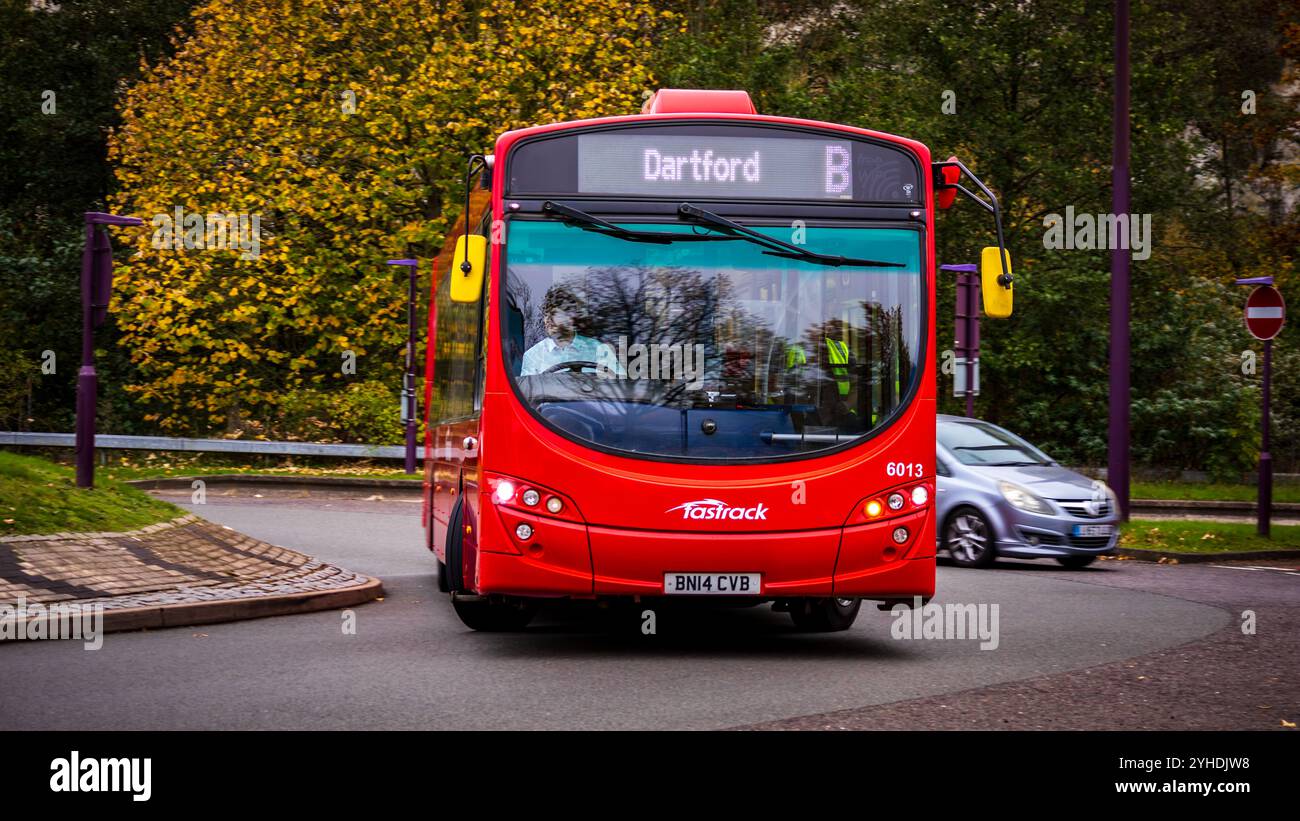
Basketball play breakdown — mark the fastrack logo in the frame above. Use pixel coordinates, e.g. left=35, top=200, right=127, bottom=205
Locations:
left=666, top=498, right=768, bottom=521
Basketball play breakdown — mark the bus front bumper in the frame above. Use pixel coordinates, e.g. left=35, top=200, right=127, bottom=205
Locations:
left=474, top=510, right=935, bottom=601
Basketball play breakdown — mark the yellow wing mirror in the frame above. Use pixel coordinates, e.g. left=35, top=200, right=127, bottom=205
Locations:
left=450, top=235, right=487, bottom=303
left=980, top=246, right=1013, bottom=319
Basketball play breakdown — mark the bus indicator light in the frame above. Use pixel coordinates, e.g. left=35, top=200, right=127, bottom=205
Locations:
left=865, top=500, right=884, bottom=518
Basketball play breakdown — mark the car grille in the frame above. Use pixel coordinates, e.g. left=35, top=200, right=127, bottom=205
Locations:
left=1019, top=529, right=1111, bottom=549
left=1069, top=535, right=1113, bottom=548
left=1056, top=499, right=1112, bottom=518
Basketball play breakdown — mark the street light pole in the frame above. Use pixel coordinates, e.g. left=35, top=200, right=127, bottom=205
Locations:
left=76, top=212, right=142, bottom=489
left=387, top=259, right=421, bottom=475
left=1108, top=0, right=1132, bottom=520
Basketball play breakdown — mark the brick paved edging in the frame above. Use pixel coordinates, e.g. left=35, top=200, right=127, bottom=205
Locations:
left=1, top=514, right=383, bottom=637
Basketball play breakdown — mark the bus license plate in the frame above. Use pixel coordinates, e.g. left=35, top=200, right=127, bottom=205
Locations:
left=1072, top=524, right=1113, bottom=538
left=664, top=573, right=761, bottom=595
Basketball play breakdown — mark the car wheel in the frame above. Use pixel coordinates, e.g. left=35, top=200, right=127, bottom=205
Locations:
left=789, top=597, right=861, bottom=631
left=944, top=506, right=996, bottom=568
left=452, top=596, right=538, bottom=631
left=1055, top=555, right=1097, bottom=569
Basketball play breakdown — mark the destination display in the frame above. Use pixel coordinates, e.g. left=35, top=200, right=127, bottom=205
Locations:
left=505, top=124, right=922, bottom=204
left=579, top=133, right=854, bottom=200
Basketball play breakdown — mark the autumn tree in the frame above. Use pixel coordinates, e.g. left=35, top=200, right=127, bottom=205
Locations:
left=109, top=0, right=667, bottom=439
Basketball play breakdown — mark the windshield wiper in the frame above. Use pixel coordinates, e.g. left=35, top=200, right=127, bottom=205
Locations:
left=676, top=203, right=905, bottom=268
left=542, top=201, right=740, bottom=245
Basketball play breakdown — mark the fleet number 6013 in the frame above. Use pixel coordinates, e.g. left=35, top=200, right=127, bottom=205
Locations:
left=886, top=461, right=925, bottom=478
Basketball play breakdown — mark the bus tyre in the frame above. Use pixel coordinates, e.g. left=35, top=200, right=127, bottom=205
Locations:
left=789, top=597, right=861, bottom=632
left=452, top=596, right=538, bottom=632
left=1055, top=555, right=1097, bottom=569
left=445, top=501, right=465, bottom=593
left=944, top=506, right=996, bottom=568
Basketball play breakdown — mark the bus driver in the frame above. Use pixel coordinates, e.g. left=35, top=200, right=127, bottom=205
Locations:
left=521, top=286, right=620, bottom=376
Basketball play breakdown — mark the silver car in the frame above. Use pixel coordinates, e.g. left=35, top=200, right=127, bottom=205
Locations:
left=936, top=415, right=1119, bottom=568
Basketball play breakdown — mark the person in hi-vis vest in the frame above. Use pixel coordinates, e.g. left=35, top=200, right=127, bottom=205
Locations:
left=780, top=336, right=862, bottom=428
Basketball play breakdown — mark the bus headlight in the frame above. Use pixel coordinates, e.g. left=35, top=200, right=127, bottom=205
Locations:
left=545, top=496, right=563, bottom=514
left=911, top=485, right=929, bottom=506
left=887, top=492, right=905, bottom=510
left=493, top=480, right=516, bottom=505
left=521, top=489, right=540, bottom=507
left=515, top=523, right=534, bottom=540
left=998, top=481, right=1051, bottom=515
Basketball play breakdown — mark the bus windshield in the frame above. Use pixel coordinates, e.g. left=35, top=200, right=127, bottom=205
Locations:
left=502, top=219, right=923, bottom=460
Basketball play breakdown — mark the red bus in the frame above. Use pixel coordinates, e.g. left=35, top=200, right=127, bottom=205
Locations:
left=424, top=88, right=1012, bottom=632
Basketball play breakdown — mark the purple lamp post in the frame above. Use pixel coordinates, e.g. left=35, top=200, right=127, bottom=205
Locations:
left=75, top=212, right=143, bottom=489
left=387, top=259, right=421, bottom=475
left=1108, top=0, right=1132, bottom=520
left=941, top=263, right=980, bottom=418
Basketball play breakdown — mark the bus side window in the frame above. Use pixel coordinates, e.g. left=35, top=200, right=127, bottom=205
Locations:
left=473, top=211, right=492, bottom=412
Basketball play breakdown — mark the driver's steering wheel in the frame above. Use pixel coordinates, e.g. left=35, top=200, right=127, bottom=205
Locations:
left=543, top=359, right=599, bottom=374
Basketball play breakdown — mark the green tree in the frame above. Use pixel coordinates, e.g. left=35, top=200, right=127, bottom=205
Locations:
left=656, top=0, right=1297, bottom=474
left=0, top=0, right=197, bottom=432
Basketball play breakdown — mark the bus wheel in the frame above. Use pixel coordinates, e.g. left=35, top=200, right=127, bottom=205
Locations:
left=445, top=501, right=465, bottom=592
left=789, top=597, right=861, bottom=632
left=452, top=596, right=537, bottom=632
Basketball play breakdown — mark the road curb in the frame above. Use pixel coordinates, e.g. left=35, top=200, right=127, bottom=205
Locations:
left=1116, top=547, right=1300, bottom=563
left=1, top=514, right=386, bottom=640
left=94, top=575, right=385, bottom=634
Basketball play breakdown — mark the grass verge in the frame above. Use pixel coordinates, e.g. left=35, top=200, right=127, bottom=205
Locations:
left=0, top=451, right=184, bottom=536
left=1121, top=519, right=1300, bottom=554
left=1132, top=481, right=1300, bottom=504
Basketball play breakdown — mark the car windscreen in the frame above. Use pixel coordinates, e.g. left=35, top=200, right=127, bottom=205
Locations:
left=938, top=421, right=1051, bottom=466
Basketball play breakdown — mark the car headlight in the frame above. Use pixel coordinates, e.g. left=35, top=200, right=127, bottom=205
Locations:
left=1097, top=481, right=1118, bottom=506
left=998, top=481, right=1052, bottom=515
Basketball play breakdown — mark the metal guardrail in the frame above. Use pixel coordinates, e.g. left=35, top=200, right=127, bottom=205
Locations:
left=0, top=431, right=406, bottom=459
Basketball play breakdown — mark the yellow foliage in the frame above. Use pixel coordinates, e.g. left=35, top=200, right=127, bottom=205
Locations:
left=108, top=0, right=665, bottom=434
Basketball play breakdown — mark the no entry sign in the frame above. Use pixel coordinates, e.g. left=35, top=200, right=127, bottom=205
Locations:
left=1245, top=285, right=1285, bottom=340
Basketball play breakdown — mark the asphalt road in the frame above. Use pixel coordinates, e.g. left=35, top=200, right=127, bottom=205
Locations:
left=0, top=498, right=1254, bottom=730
